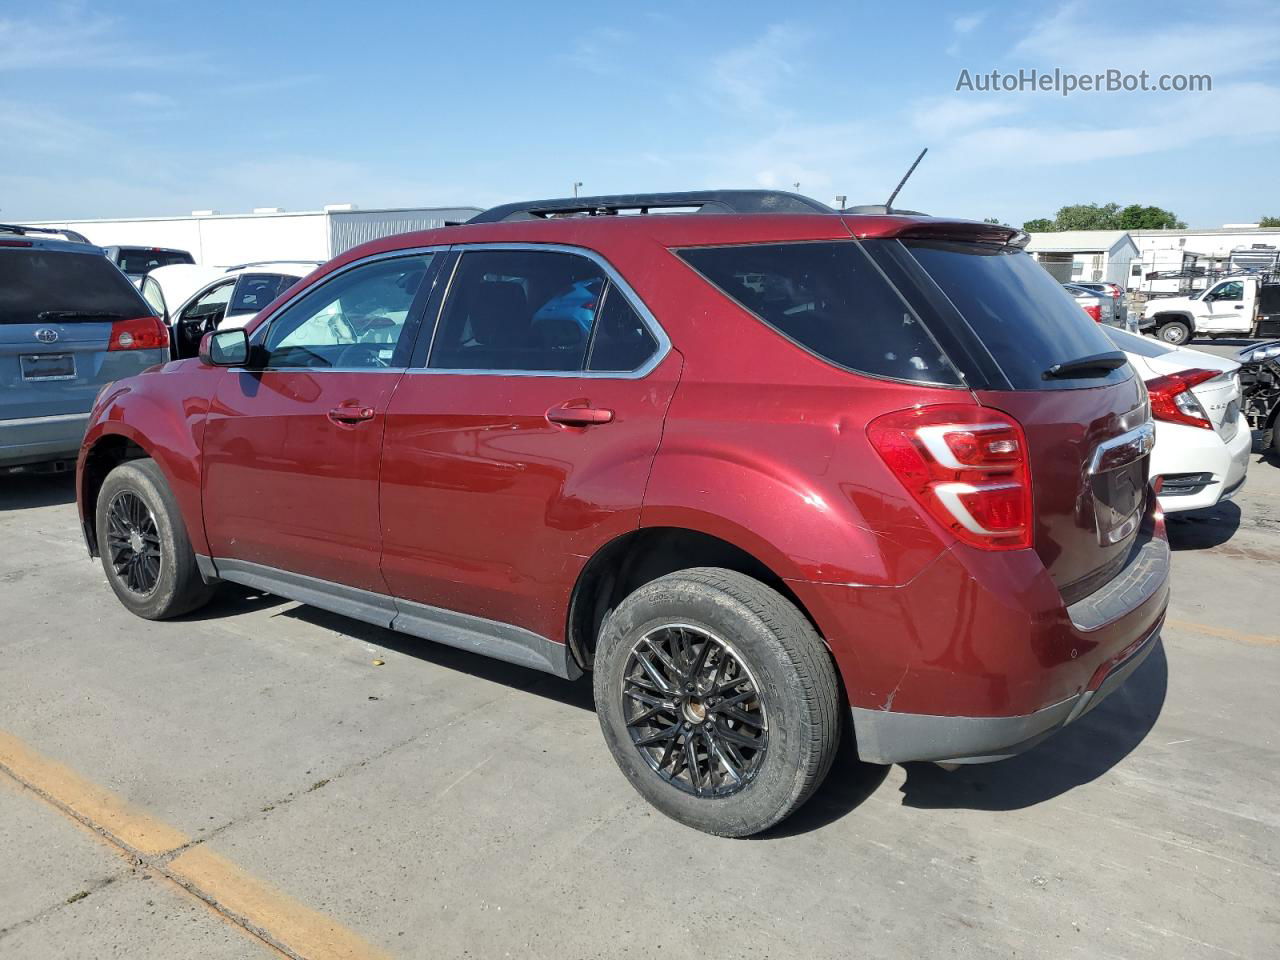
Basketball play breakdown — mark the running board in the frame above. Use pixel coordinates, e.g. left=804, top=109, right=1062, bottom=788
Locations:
left=202, top=556, right=581, bottom=680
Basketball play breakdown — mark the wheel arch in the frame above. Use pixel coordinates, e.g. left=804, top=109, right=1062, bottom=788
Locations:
left=79, top=429, right=193, bottom=557
left=1152, top=311, right=1196, bottom=337
left=566, top=524, right=826, bottom=673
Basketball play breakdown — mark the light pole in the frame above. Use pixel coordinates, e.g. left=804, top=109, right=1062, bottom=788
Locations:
left=835, top=194, right=847, bottom=210
left=573, top=181, right=583, bottom=198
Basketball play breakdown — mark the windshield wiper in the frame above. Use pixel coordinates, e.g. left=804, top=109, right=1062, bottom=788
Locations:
left=1043, top=351, right=1128, bottom=380
left=37, top=310, right=130, bottom=322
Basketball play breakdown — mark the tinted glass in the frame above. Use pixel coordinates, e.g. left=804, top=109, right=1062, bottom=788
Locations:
left=430, top=250, right=605, bottom=371
left=263, top=254, right=431, bottom=368
left=904, top=241, right=1127, bottom=389
left=180, top=280, right=234, bottom=324
left=116, top=249, right=193, bottom=274
left=587, top=283, right=658, bottom=371
left=0, top=249, right=151, bottom=324
left=229, top=273, right=298, bottom=315
left=678, top=241, right=960, bottom=385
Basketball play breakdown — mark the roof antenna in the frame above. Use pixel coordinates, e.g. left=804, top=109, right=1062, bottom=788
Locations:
left=884, top=147, right=928, bottom=214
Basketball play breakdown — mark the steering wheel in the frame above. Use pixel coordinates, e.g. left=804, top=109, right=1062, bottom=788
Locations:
left=333, top=341, right=391, bottom=368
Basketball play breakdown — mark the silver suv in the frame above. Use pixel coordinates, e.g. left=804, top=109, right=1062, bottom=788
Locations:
left=1, top=228, right=170, bottom=473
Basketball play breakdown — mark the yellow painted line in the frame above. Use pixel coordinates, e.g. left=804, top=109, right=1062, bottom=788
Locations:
left=0, top=728, right=391, bottom=960
left=169, top=847, right=391, bottom=960
left=0, top=729, right=187, bottom=856
left=1165, top=618, right=1280, bottom=648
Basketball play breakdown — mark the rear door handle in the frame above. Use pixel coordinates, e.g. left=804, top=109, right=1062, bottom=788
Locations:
left=328, top=404, right=376, bottom=424
left=546, top=402, right=614, bottom=427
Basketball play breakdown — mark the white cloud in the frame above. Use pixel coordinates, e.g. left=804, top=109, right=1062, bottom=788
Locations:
left=911, top=97, right=1023, bottom=136
left=0, top=3, right=198, bottom=71
left=953, top=12, right=987, bottom=35
left=706, top=24, right=810, bottom=113
left=1015, top=2, right=1280, bottom=76
left=565, top=27, right=628, bottom=76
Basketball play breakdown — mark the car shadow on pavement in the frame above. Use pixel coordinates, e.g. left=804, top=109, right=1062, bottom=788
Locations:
left=277, top=602, right=597, bottom=714
left=1165, top=501, right=1242, bottom=550
left=0, top=472, right=77, bottom=511
left=896, top=640, right=1167, bottom=812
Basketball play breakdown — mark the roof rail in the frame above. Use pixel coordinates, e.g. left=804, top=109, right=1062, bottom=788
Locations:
left=467, top=190, right=833, bottom=224
left=0, top=223, right=92, bottom=244
left=221, top=260, right=323, bottom=271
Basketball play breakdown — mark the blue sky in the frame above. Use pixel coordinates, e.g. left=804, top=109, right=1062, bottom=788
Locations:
left=2, top=0, right=1278, bottom=227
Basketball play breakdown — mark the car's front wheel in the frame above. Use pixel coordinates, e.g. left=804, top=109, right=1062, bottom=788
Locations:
left=1158, top=320, right=1191, bottom=344
left=593, top=567, right=841, bottom=837
left=96, top=459, right=215, bottom=620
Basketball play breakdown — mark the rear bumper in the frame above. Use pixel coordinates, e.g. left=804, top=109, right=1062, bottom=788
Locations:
left=0, top=412, right=90, bottom=468
left=789, top=506, right=1170, bottom=766
left=1154, top=413, right=1251, bottom=513
left=851, top=617, right=1162, bottom=764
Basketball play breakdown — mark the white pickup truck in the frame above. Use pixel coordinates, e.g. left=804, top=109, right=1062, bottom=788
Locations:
left=1142, top=275, right=1280, bottom=344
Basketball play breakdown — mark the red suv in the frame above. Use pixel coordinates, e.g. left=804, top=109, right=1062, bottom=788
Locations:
left=76, top=191, right=1168, bottom=837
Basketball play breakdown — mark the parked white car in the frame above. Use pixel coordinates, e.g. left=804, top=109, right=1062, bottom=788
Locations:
left=1104, top=327, right=1251, bottom=512
left=141, top=261, right=317, bottom=358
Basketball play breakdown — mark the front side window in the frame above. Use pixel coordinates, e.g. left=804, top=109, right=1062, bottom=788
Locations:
left=262, top=254, right=432, bottom=368
left=1209, top=281, right=1243, bottom=302
left=179, top=280, right=234, bottom=327
left=429, top=249, right=607, bottom=372
left=678, top=241, right=960, bottom=385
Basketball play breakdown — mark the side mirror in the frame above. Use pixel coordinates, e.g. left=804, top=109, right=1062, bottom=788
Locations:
left=199, top=328, right=250, bottom=366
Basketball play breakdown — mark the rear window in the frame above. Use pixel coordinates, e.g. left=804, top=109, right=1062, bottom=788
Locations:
left=116, top=248, right=194, bottom=274
left=678, top=242, right=961, bottom=385
left=903, top=241, right=1127, bottom=389
left=0, top=249, right=151, bottom=324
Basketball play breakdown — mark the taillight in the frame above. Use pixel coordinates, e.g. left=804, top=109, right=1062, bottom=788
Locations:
left=108, top=315, right=169, bottom=352
left=867, top=404, right=1033, bottom=551
left=1146, top=368, right=1219, bottom=429
left=1083, top=304, right=1102, bottom=322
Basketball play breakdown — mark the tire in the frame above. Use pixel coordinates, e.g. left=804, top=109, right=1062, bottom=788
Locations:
left=593, top=567, right=841, bottom=837
left=1158, top=320, right=1191, bottom=345
left=96, top=459, right=215, bottom=620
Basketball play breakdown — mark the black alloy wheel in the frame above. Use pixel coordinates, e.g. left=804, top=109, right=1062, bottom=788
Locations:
left=105, top=490, right=162, bottom=595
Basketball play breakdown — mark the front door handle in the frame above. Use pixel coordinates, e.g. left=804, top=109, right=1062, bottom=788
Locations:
left=546, top=401, right=614, bottom=427
left=328, top=404, right=376, bottom=425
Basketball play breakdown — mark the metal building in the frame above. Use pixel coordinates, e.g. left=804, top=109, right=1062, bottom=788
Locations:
left=1024, top=230, right=1140, bottom=287
left=18, top=204, right=482, bottom=266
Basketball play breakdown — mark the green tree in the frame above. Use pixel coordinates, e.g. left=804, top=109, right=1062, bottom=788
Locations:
left=1054, top=202, right=1122, bottom=230
left=1259, top=215, right=1280, bottom=227
left=1022, top=217, right=1054, bottom=232
left=983, top=217, right=1007, bottom=225
left=1116, top=204, right=1186, bottom=229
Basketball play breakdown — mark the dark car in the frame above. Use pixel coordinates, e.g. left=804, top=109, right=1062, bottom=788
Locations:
left=104, top=245, right=195, bottom=284
left=76, top=191, right=1167, bottom=836
left=1, top=229, right=169, bottom=473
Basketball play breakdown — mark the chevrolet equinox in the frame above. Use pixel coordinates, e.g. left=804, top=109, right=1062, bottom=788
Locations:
left=76, top=191, right=1169, bottom=836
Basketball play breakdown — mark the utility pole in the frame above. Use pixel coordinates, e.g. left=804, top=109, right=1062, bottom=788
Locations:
left=792, top=182, right=801, bottom=192
left=835, top=195, right=847, bottom=210
left=573, top=181, right=583, bottom=198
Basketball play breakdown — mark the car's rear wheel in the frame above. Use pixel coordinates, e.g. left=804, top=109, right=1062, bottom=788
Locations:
left=96, top=459, right=214, bottom=620
left=593, top=567, right=840, bottom=837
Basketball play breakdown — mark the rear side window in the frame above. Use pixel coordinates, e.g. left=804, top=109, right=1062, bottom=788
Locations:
left=0, top=249, right=151, bottom=324
left=229, top=273, right=298, bottom=315
left=902, top=241, right=1127, bottom=389
left=678, top=242, right=960, bottom=385
left=116, top=248, right=194, bottom=274
left=430, top=249, right=607, bottom=372
left=587, top=284, right=658, bottom=372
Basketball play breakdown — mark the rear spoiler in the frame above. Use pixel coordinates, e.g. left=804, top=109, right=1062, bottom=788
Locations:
left=879, top=219, right=1028, bottom=248
left=0, top=223, right=92, bottom=244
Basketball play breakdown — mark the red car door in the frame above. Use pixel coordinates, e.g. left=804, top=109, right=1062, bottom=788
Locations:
left=202, top=252, right=439, bottom=595
left=379, top=247, right=681, bottom=644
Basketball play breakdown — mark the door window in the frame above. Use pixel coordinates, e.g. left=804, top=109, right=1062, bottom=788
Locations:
left=141, top=276, right=166, bottom=317
left=429, top=249, right=608, bottom=372
left=179, top=280, right=235, bottom=327
left=229, top=273, right=300, bottom=317
left=262, top=255, right=432, bottom=369
left=1208, top=281, right=1243, bottom=302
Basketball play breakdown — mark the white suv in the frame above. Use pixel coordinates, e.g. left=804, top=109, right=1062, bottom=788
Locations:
left=140, top=261, right=318, bottom=358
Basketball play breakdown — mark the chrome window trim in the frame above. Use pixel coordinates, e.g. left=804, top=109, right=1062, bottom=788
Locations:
left=406, top=241, right=672, bottom=381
